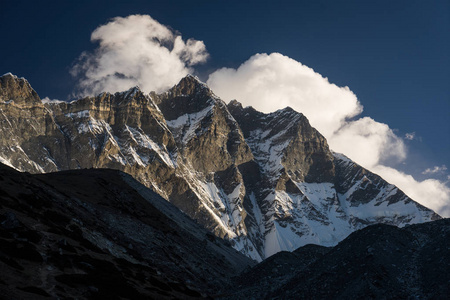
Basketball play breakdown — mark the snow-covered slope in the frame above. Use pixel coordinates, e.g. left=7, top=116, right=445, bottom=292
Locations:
left=227, top=101, right=438, bottom=259
left=0, top=73, right=440, bottom=261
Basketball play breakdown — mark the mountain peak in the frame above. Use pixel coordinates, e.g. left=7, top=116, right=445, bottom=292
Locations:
left=181, top=73, right=203, bottom=84
left=228, top=99, right=245, bottom=111
left=168, top=74, right=211, bottom=98
left=156, top=75, right=216, bottom=120
left=277, top=106, right=295, bottom=113
left=115, top=85, right=143, bottom=99
left=0, top=73, right=41, bottom=106
left=1, top=72, right=15, bottom=77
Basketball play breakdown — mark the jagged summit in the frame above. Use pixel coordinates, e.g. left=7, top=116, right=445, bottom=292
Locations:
left=226, top=100, right=333, bottom=183
left=74, top=85, right=147, bottom=104
left=276, top=105, right=297, bottom=114
left=116, top=85, right=141, bottom=97
left=227, top=100, right=300, bottom=117
left=0, top=72, right=41, bottom=106
left=228, top=99, right=242, bottom=108
left=165, top=74, right=211, bottom=98
left=227, top=102, right=306, bottom=138
left=156, top=75, right=218, bottom=121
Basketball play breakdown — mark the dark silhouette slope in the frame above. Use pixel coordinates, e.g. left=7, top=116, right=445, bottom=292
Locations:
left=0, top=163, right=255, bottom=299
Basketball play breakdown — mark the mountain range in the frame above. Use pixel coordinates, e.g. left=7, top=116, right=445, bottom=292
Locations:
left=0, top=72, right=448, bottom=298
left=0, top=72, right=440, bottom=261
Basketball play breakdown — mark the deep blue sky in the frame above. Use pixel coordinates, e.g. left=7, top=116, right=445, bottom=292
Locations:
left=1, top=0, right=449, bottom=180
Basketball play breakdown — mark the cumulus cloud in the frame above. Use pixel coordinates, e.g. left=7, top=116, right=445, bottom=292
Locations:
left=422, top=165, right=448, bottom=175
left=71, top=14, right=208, bottom=97
left=208, top=53, right=362, bottom=138
left=207, top=53, right=404, bottom=169
left=328, top=117, right=406, bottom=168
left=68, top=17, right=449, bottom=217
left=207, top=52, right=450, bottom=216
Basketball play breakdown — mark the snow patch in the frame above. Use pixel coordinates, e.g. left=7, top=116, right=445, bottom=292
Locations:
left=166, top=105, right=213, bottom=144
left=125, top=126, right=175, bottom=168
left=0, top=156, right=18, bottom=170
left=65, top=110, right=90, bottom=119
left=42, top=97, right=65, bottom=104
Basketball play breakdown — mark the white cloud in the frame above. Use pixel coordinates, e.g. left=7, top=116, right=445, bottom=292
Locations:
left=207, top=52, right=449, bottom=216
left=422, top=165, right=448, bottom=175
left=71, top=14, right=208, bottom=97
left=207, top=53, right=404, bottom=169
left=68, top=17, right=449, bottom=217
left=208, top=53, right=362, bottom=138
left=373, top=165, right=450, bottom=218
left=328, top=117, right=406, bottom=169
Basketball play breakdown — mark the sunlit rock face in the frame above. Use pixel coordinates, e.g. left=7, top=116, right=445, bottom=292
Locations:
left=0, top=73, right=440, bottom=261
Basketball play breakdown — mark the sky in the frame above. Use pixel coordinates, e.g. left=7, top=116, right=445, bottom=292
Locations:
left=1, top=0, right=449, bottom=216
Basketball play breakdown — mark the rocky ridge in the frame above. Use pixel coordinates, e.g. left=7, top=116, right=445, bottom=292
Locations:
left=0, top=162, right=255, bottom=299
left=221, top=218, right=449, bottom=299
left=0, top=73, right=440, bottom=261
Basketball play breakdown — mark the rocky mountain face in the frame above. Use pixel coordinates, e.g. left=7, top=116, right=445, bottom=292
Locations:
left=0, top=73, right=440, bottom=261
left=0, top=162, right=255, bottom=299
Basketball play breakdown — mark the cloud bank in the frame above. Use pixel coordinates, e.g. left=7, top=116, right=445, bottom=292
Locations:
left=208, top=53, right=363, bottom=138
left=207, top=53, right=450, bottom=217
left=71, top=14, right=208, bottom=97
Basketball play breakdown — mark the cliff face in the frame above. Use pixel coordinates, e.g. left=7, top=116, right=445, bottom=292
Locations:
left=0, top=73, right=41, bottom=106
left=0, top=73, right=439, bottom=260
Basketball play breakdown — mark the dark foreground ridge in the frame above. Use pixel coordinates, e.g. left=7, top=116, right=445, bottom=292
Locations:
left=221, top=219, right=450, bottom=299
left=0, top=162, right=448, bottom=299
left=0, top=163, right=255, bottom=299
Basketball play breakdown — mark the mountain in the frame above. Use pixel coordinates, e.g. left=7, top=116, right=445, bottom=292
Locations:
left=223, top=218, right=449, bottom=299
left=0, top=73, right=440, bottom=261
left=0, top=162, right=254, bottom=299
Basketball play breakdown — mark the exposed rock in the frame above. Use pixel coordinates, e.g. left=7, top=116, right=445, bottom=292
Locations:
left=228, top=103, right=334, bottom=183
left=159, top=75, right=253, bottom=173
left=0, top=73, right=440, bottom=261
left=0, top=73, right=41, bottom=107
